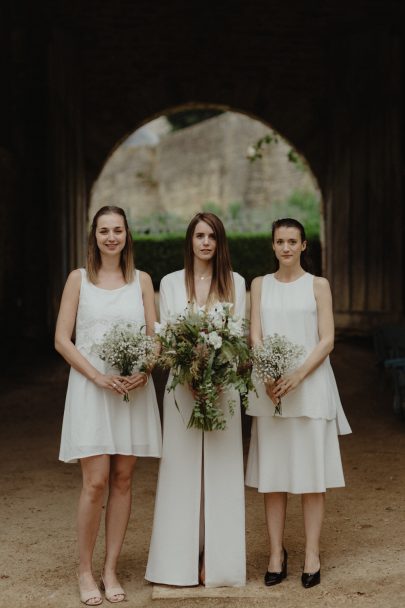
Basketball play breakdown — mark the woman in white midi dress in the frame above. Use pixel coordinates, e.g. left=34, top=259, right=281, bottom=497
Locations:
left=146, top=212, right=246, bottom=588
left=245, top=218, right=351, bottom=589
left=56, top=206, right=162, bottom=605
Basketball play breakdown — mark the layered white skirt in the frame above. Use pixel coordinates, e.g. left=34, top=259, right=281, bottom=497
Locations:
left=245, top=415, right=345, bottom=494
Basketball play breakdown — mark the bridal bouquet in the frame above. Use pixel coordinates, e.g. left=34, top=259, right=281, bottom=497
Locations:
left=251, top=333, right=305, bottom=415
left=155, top=303, right=254, bottom=431
left=97, top=323, right=158, bottom=401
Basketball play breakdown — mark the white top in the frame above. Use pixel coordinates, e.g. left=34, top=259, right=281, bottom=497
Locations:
left=59, top=269, right=162, bottom=462
left=75, top=269, right=147, bottom=361
left=247, top=273, right=351, bottom=434
left=159, top=269, right=246, bottom=322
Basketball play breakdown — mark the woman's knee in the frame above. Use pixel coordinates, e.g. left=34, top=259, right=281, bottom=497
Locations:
left=83, top=473, right=109, bottom=499
left=109, top=467, right=134, bottom=494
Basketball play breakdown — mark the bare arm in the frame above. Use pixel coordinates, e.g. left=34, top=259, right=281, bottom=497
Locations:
left=250, top=276, right=277, bottom=405
left=139, top=271, right=157, bottom=335
left=249, top=276, right=263, bottom=346
left=54, top=270, right=127, bottom=395
left=274, top=276, right=335, bottom=399
left=159, top=276, right=170, bottom=325
left=121, top=271, right=158, bottom=391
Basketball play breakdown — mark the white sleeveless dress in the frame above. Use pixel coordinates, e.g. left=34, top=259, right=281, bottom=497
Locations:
left=145, top=270, right=246, bottom=588
left=245, top=273, right=351, bottom=493
left=59, top=269, right=162, bottom=463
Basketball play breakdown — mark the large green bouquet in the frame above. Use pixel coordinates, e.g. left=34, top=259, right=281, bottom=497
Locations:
left=156, top=303, right=254, bottom=431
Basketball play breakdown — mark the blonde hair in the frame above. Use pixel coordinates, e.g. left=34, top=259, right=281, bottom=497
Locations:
left=86, top=206, right=134, bottom=284
left=184, top=212, right=234, bottom=306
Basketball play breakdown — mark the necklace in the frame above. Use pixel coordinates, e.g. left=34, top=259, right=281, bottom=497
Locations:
left=198, top=275, right=212, bottom=281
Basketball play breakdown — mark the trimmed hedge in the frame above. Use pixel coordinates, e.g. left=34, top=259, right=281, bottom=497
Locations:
left=133, top=233, right=321, bottom=290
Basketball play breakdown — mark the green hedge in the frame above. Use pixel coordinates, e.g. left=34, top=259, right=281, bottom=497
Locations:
left=133, top=233, right=321, bottom=290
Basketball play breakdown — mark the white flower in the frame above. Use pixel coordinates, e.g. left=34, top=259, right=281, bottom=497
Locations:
left=246, top=145, right=256, bottom=159
left=228, top=318, right=244, bottom=337
left=154, top=321, right=166, bottom=336
left=199, top=331, right=209, bottom=342
left=207, top=331, right=222, bottom=350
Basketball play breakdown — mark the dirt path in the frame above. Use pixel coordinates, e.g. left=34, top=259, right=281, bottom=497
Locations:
left=1, top=339, right=404, bottom=608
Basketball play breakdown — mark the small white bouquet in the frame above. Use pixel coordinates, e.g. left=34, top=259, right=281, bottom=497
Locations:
left=97, top=323, right=158, bottom=402
left=155, top=303, right=254, bottom=431
left=251, top=333, right=305, bottom=415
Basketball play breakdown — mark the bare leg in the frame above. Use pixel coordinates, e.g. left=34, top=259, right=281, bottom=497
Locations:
left=301, top=492, right=324, bottom=573
left=77, top=455, right=110, bottom=604
left=103, top=455, right=137, bottom=599
left=264, top=492, right=287, bottom=571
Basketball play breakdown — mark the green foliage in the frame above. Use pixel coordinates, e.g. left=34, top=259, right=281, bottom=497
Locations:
left=133, top=233, right=321, bottom=290
left=271, top=190, right=321, bottom=236
left=202, top=201, right=222, bottom=215
left=132, top=189, right=320, bottom=238
left=132, top=211, right=187, bottom=234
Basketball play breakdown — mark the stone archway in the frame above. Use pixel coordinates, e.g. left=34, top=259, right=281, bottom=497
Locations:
left=1, top=3, right=403, bottom=344
left=88, top=107, right=323, bottom=248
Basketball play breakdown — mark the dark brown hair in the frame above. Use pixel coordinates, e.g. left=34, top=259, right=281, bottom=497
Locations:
left=87, top=206, right=134, bottom=284
left=271, top=217, right=309, bottom=270
left=184, top=212, right=234, bottom=305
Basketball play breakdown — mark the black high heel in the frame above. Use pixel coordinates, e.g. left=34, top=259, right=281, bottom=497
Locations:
left=264, top=548, right=287, bottom=586
left=301, top=568, right=320, bottom=588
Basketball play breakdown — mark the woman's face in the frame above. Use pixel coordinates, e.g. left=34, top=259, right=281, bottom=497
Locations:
left=192, top=221, right=217, bottom=262
left=272, top=226, right=306, bottom=266
left=95, top=213, right=127, bottom=256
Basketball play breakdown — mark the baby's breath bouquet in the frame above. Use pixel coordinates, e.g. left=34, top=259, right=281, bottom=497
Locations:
left=156, top=303, right=254, bottom=431
left=97, top=323, right=157, bottom=402
left=251, top=333, right=305, bottom=415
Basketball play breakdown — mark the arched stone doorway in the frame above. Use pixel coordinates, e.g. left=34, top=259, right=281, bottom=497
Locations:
left=88, top=107, right=322, bottom=247
left=1, top=4, right=403, bottom=346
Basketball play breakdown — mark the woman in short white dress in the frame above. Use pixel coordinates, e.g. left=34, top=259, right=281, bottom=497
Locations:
left=146, top=212, right=246, bottom=588
left=56, top=206, right=162, bottom=605
left=246, top=218, right=351, bottom=589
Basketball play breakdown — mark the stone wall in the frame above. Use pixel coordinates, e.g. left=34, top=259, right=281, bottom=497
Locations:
left=90, top=112, right=319, bottom=225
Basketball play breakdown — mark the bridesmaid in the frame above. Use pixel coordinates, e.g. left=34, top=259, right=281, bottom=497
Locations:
left=146, top=212, right=246, bottom=588
left=246, top=218, right=351, bottom=588
left=55, top=206, right=162, bottom=605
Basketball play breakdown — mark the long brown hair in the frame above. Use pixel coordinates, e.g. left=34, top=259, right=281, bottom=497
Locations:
left=184, top=212, right=234, bottom=305
left=87, top=206, right=135, bottom=284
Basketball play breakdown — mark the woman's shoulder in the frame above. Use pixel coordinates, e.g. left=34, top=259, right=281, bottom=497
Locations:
left=313, top=275, right=330, bottom=290
left=232, top=271, right=245, bottom=287
left=137, top=269, right=153, bottom=287
left=250, top=273, right=273, bottom=288
left=66, top=268, right=84, bottom=285
left=312, top=275, right=332, bottom=304
left=160, top=269, right=184, bottom=288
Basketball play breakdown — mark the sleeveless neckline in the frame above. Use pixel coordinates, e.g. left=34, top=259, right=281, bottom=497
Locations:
left=272, top=272, right=308, bottom=285
left=83, top=269, right=138, bottom=292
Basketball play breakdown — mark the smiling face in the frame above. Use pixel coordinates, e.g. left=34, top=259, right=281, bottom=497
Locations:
left=95, top=213, right=127, bottom=256
left=192, top=220, right=217, bottom=262
left=272, top=225, right=306, bottom=267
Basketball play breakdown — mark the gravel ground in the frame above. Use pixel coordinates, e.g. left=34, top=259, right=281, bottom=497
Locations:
left=1, top=338, right=404, bottom=608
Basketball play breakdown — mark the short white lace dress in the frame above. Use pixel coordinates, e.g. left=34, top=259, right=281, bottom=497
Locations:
left=59, top=269, right=162, bottom=463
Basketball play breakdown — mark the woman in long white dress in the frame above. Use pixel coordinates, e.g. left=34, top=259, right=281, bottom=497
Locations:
left=245, top=218, right=351, bottom=589
left=56, top=206, right=162, bottom=605
left=146, top=212, right=246, bottom=588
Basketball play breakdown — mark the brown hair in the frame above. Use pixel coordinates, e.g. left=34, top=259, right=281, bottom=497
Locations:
left=184, top=212, right=234, bottom=305
left=87, top=206, right=134, bottom=284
